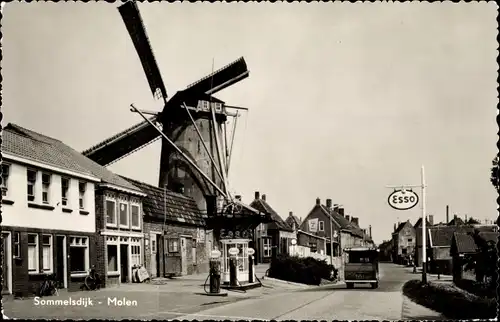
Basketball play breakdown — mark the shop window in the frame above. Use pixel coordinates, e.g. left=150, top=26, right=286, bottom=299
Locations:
left=107, top=245, right=118, bottom=272
left=69, top=236, right=89, bottom=274
left=28, top=234, right=39, bottom=273
left=131, top=245, right=141, bottom=266
left=42, top=235, right=53, bottom=273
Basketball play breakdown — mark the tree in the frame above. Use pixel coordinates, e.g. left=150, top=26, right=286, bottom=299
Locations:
left=463, top=231, right=498, bottom=290
left=490, top=155, right=499, bottom=193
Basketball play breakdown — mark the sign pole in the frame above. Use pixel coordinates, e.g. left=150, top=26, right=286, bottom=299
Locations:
left=421, top=165, right=427, bottom=284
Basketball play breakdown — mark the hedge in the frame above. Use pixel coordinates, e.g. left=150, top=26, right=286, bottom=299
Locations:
left=402, top=279, right=497, bottom=319
left=454, top=279, right=496, bottom=299
left=268, top=254, right=337, bottom=286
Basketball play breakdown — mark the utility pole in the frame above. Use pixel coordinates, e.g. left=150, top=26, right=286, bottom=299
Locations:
left=421, top=165, right=427, bottom=283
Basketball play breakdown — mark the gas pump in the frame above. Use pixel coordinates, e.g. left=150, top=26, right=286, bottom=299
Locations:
left=204, top=248, right=227, bottom=296
left=248, top=247, right=255, bottom=283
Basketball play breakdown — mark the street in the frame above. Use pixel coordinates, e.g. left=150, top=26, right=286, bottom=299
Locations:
left=3, top=263, right=442, bottom=320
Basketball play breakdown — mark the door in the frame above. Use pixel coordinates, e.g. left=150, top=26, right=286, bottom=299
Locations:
left=120, top=244, right=129, bottom=283
left=56, top=236, right=66, bottom=288
left=2, top=233, right=10, bottom=294
left=180, top=237, right=187, bottom=275
left=150, top=234, right=158, bottom=277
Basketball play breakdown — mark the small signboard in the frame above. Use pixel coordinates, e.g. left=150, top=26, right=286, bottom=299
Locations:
left=247, top=248, right=255, bottom=256
left=228, top=247, right=239, bottom=256
left=211, top=249, right=221, bottom=258
left=308, top=218, right=319, bottom=233
left=137, top=267, right=150, bottom=282
left=388, top=189, right=419, bottom=210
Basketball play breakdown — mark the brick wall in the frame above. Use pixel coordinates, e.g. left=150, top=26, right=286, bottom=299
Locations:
left=94, top=191, right=106, bottom=287
left=3, top=226, right=95, bottom=298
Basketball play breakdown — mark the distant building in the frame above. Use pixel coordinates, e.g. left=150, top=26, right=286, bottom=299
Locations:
left=391, top=220, right=416, bottom=265
left=250, top=192, right=296, bottom=263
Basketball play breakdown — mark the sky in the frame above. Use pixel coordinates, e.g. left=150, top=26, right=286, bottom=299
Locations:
left=2, top=2, right=498, bottom=244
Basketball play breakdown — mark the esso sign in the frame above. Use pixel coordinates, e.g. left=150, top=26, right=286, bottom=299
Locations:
left=228, top=247, right=239, bottom=256
left=388, top=189, right=419, bottom=210
left=247, top=248, right=255, bottom=256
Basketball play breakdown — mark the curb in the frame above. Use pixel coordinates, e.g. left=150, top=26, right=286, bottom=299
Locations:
left=261, top=276, right=312, bottom=288
left=401, top=294, right=446, bottom=320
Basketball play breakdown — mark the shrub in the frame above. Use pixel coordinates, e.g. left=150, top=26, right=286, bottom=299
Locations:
left=454, top=279, right=496, bottom=299
left=403, top=279, right=496, bottom=319
left=268, top=254, right=337, bottom=286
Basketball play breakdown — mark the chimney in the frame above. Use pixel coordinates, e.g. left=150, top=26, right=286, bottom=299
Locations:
left=255, top=191, right=260, bottom=200
left=428, top=215, right=434, bottom=226
left=446, top=205, right=449, bottom=223
left=394, top=223, right=396, bottom=232
left=316, top=197, right=321, bottom=205
left=346, top=215, right=351, bottom=222
left=235, top=195, right=242, bottom=201
left=352, top=217, right=359, bottom=227
left=262, top=194, right=266, bottom=201
left=465, top=214, right=468, bottom=222
left=369, top=225, right=372, bottom=238
left=326, top=199, right=332, bottom=209
left=338, top=208, right=344, bottom=216
left=289, top=211, right=293, bottom=217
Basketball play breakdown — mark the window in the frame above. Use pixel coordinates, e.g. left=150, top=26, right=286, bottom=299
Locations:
left=69, top=236, right=89, bottom=274
left=61, top=178, right=70, bottom=206
left=106, top=200, right=116, bottom=226
left=263, top=238, right=271, bottom=257
left=42, top=173, right=51, bottom=204
left=28, top=234, right=39, bottom=273
left=151, top=239, right=156, bottom=253
left=408, top=238, right=413, bottom=243
left=78, top=182, right=86, bottom=209
left=119, top=203, right=128, bottom=227
left=13, top=232, right=20, bottom=258
left=319, top=221, right=325, bottom=232
left=1, top=164, right=10, bottom=197
left=131, top=205, right=140, bottom=228
left=168, top=239, right=179, bottom=253
left=131, top=245, right=141, bottom=266
left=27, top=169, right=37, bottom=202
left=42, top=235, right=53, bottom=273
left=107, top=245, right=118, bottom=272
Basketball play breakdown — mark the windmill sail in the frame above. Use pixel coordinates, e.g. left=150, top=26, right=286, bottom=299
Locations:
left=82, top=117, right=161, bottom=166
left=118, top=1, right=168, bottom=100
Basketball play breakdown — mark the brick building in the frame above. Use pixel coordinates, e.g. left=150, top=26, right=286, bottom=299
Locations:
left=121, top=177, right=212, bottom=278
left=250, top=192, right=296, bottom=263
left=1, top=124, right=101, bottom=297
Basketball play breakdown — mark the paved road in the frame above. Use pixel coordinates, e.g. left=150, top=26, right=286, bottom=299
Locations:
left=175, top=263, right=421, bottom=321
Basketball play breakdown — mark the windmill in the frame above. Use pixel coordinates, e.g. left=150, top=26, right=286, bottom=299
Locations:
left=82, top=1, right=261, bottom=223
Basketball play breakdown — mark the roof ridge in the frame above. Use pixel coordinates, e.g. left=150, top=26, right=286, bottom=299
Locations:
left=119, top=175, right=192, bottom=200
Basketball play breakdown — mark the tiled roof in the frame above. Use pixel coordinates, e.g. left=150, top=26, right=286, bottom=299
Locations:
left=2, top=124, right=142, bottom=193
left=285, top=215, right=301, bottom=229
left=320, top=205, right=365, bottom=239
left=427, top=226, right=475, bottom=247
left=452, top=232, right=478, bottom=254
left=394, top=222, right=407, bottom=234
left=121, top=176, right=206, bottom=227
left=414, top=218, right=432, bottom=228
left=250, top=199, right=293, bottom=232
left=448, top=217, right=465, bottom=226
left=477, top=231, right=499, bottom=244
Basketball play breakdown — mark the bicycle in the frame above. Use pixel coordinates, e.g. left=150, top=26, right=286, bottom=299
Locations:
left=83, top=265, right=101, bottom=291
left=39, top=273, right=59, bottom=297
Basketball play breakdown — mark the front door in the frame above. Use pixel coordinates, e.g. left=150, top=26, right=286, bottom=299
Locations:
left=55, top=236, right=67, bottom=288
left=120, top=244, right=129, bottom=283
left=1, top=233, right=10, bottom=294
left=150, top=234, right=157, bottom=277
left=180, top=237, right=187, bottom=275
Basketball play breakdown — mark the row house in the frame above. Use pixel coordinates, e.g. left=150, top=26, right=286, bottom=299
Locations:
left=250, top=192, right=296, bottom=263
left=1, top=123, right=147, bottom=296
left=1, top=124, right=101, bottom=297
left=299, top=198, right=373, bottom=257
left=391, top=220, right=416, bottom=264
left=121, top=177, right=213, bottom=278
